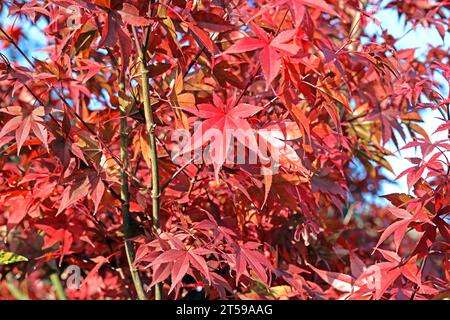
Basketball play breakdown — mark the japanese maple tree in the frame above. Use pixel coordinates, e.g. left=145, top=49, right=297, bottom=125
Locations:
left=0, top=0, right=449, bottom=300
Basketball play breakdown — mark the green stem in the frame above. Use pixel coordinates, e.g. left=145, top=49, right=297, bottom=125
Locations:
left=119, top=80, right=147, bottom=301
left=6, top=273, right=29, bottom=300
left=49, top=272, right=67, bottom=300
left=135, top=31, right=162, bottom=301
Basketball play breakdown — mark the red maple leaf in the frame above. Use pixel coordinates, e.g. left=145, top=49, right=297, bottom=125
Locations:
left=282, top=0, right=338, bottom=22
left=231, top=242, right=273, bottom=285
left=177, top=93, right=262, bottom=180
left=224, top=24, right=300, bottom=87
left=0, top=106, right=48, bottom=154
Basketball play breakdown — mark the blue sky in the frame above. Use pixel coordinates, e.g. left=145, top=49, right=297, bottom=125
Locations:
left=365, top=4, right=450, bottom=196
left=0, top=8, right=48, bottom=62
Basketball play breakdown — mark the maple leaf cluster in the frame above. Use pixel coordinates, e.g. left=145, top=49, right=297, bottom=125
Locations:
left=0, top=0, right=449, bottom=300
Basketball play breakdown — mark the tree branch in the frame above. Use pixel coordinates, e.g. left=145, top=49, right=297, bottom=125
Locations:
left=119, top=78, right=147, bottom=300
left=132, top=25, right=162, bottom=300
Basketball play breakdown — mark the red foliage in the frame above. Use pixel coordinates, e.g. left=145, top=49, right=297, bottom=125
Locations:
left=0, top=0, right=449, bottom=300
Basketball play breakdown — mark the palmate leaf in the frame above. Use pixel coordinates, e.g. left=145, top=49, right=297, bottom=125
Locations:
left=224, top=23, right=299, bottom=87
left=0, top=106, right=48, bottom=155
left=148, top=247, right=213, bottom=294
left=232, top=242, right=273, bottom=285
left=176, top=93, right=262, bottom=180
left=0, top=250, right=28, bottom=265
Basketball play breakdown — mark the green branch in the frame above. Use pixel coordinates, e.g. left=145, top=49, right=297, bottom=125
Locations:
left=119, top=79, right=148, bottom=300
left=49, top=272, right=67, bottom=300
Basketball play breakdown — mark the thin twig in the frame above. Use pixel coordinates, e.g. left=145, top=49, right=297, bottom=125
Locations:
left=161, top=157, right=195, bottom=192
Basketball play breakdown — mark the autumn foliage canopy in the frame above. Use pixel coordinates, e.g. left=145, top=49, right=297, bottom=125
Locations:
left=0, top=0, right=449, bottom=300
